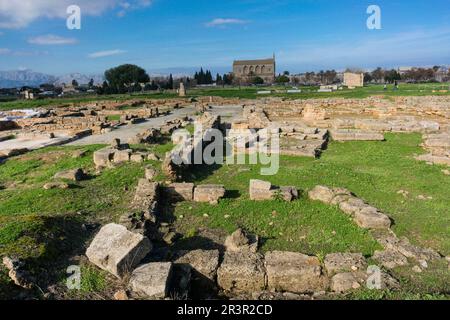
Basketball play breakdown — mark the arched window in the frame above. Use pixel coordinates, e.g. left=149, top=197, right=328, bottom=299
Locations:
left=255, top=65, right=260, bottom=74
left=243, top=66, right=248, bottom=74
left=249, top=66, right=254, bottom=73
left=261, top=65, right=266, bottom=74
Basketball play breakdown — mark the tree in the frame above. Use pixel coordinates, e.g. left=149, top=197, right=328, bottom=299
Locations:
left=364, top=72, right=373, bottom=83
left=166, top=74, right=174, bottom=89
left=216, top=73, right=223, bottom=85
left=251, top=76, right=264, bottom=85
left=105, top=64, right=150, bottom=93
left=71, top=79, right=79, bottom=87
left=275, top=74, right=290, bottom=85
left=371, top=67, right=385, bottom=83
left=283, top=71, right=290, bottom=76
left=384, top=69, right=401, bottom=83
left=88, top=78, right=94, bottom=88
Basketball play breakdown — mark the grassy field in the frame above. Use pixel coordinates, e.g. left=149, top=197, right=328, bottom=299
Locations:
left=0, top=132, right=448, bottom=299
left=1, top=83, right=449, bottom=111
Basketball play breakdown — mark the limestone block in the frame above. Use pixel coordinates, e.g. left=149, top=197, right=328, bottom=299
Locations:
left=86, top=223, right=152, bottom=277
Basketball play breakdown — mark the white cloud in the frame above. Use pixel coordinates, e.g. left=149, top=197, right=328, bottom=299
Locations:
left=0, top=48, right=48, bottom=56
left=0, top=0, right=152, bottom=28
left=28, top=34, right=77, bottom=45
left=206, top=18, right=249, bottom=27
left=88, top=49, right=126, bottom=58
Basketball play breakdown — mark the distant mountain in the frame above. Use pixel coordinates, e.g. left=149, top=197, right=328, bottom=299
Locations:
left=0, top=69, right=104, bottom=88
left=53, top=73, right=104, bottom=86
left=0, top=69, right=56, bottom=88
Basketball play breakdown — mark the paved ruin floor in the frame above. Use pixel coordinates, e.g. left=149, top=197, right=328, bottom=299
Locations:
left=68, top=105, right=242, bottom=146
left=0, top=134, right=73, bottom=152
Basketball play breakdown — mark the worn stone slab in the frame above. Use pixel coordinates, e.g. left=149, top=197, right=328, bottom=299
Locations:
left=86, top=223, right=152, bottom=277
left=174, top=249, right=219, bottom=294
left=166, top=183, right=194, bottom=201
left=324, top=253, right=367, bottom=275
left=129, top=262, right=173, bottom=299
left=113, top=149, right=131, bottom=163
left=53, top=168, right=85, bottom=181
left=265, top=251, right=329, bottom=293
left=217, top=251, right=266, bottom=293
left=373, top=249, right=408, bottom=269
left=331, top=272, right=366, bottom=292
left=353, top=207, right=391, bottom=229
left=224, top=228, right=258, bottom=253
left=308, top=185, right=334, bottom=204
left=93, top=148, right=116, bottom=167
left=193, top=184, right=225, bottom=204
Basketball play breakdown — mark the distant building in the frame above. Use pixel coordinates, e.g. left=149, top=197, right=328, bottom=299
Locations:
left=343, top=72, right=364, bottom=87
left=397, top=66, right=414, bottom=76
left=232, top=55, right=276, bottom=84
left=435, top=66, right=449, bottom=82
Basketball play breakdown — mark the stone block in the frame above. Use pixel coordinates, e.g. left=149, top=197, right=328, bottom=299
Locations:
left=93, top=148, right=116, bottom=167
left=129, top=262, right=172, bottom=299
left=113, top=149, right=131, bottom=163
left=86, top=223, right=152, bottom=278
left=324, top=253, right=367, bottom=275
left=265, top=251, right=329, bottom=293
left=217, top=251, right=266, bottom=293
left=193, top=184, right=225, bottom=204
left=166, top=183, right=194, bottom=201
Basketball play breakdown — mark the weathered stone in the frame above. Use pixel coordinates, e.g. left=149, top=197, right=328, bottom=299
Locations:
left=2, top=257, right=34, bottom=289
left=129, top=262, right=172, bottom=299
left=224, top=228, right=258, bottom=253
left=93, top=148, right=115, bottom=167
left=217, top=251, right=266, bottom=293
left=331, top=272, right=366, bottom=292
left=144, top=165, right=157, bottom=180
left=130, top=153, right=145, bottom=163
left=265, top=251, right=329, bottom=293
left=385, top=238, right=440, bottom=261
left=53, top=168, right=85, bottom=181
left=324, top=253, right=367, bottom=275
left=113, top=149, right=131, bottom=163
left=250, top=179, right=272, bottom=191
left=86, top=223, right=152, bottom=277
left=338, top=197, right=366, bottom=215
left=147, top=153, right=160, bottom=161
left=113, top=289, right=129, bottom=300
left=166, top=183, right=194, bottom=201
left=373, top=249, right=408, bottom=269
left=279, top=186, right=298, bottom=202
left=174, top=249, right=219, bottom=293
left=308, top=185, right=334, bottom=204
left=111, top=138, right=121, bottom=149
left=353, top=207, right=391, bottom=229
left=193, top=184, right=225, bottom=204
left=130, top=179, right=159, bottom=222
left=72, top=149, right=87, bottom=158
left=43, top=181, right=70, bottom=190
left=249, top=179, right=275, bottom=200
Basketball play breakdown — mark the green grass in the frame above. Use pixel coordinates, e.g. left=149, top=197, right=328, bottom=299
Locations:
left=1, top=83, right=449, bottom=110
left=172, top=133, right=450, bottom=255
left=0, top=132, right=448, bottom=298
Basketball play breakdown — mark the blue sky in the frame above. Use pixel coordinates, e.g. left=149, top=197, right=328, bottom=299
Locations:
left=0, top=0, right=450, bottom=75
